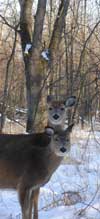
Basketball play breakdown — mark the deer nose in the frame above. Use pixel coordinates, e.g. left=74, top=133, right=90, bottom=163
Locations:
left=53, top=114, right=59, bottom=120
left=60, top=147, right=66, bottom=153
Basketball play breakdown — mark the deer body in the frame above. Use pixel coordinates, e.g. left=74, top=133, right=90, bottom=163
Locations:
left=0, top=126, right=73, bottom=219
left=0, top=133, right=61, bottom=189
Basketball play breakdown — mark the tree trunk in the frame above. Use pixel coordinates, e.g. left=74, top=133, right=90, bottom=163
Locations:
left=19, top=0, right=47, bottom=132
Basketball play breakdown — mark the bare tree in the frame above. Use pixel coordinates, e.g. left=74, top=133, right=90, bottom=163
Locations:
left=18, top=0, right=70, bottom=133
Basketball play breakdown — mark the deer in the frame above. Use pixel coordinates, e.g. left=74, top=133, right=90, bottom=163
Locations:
left=47, top=95, right=76, bottom=131
left=0, top=124, right=74, bottom=219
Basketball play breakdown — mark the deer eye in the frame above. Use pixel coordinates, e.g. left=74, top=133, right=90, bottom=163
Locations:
left=55, top=137, right=59, bottom=142
left=61, top=107, right=65, bottom=111
left=49, top=107, right=53, bottom=111
left=66, top=139, right=70, bottom=143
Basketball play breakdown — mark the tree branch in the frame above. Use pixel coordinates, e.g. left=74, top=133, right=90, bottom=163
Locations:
left=49, top=0, right=70, bottom=51
left=32, top=0, right=47, bottom=51
left=0, top=30, right=17, bottom=131
left=0, top=14, right=19, bottom=32
left=77, top=20, right=100, bottom=74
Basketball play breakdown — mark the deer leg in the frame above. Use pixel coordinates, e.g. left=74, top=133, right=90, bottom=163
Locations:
left=32, top=188, right=40, bottom=219
left=18, top=185, right=33, bottom=219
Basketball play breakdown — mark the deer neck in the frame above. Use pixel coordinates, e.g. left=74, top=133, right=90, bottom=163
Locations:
left=45, top=150, right=63, bottom=180
left=47, top=121, right=64, bottom=131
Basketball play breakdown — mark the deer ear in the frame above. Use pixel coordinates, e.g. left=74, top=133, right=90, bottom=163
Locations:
left=66, top=123, right=74, bottom=133
left=47, top=95, right=54, bottom=103
left=64, top=96, right=76, bottom=107
left=64, top=123, right=74, bottom=133
left=45, top=127, right=54, bottom=136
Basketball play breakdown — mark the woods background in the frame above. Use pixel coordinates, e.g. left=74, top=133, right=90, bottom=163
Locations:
left=0, top=0, right=100, bottom=133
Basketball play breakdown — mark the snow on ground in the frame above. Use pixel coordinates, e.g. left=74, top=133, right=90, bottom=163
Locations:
left=0, top=126, right=100, bottom=219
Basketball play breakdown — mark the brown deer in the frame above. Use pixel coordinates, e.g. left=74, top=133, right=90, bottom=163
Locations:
left=47, top=95, right=76, bottom=131
left=0, top=124, right=74, bottom=219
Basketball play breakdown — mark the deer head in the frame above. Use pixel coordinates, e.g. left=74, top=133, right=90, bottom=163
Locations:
left=47, top=95, right=76, bottom=127
left=45, top=123, right=74, bottom=156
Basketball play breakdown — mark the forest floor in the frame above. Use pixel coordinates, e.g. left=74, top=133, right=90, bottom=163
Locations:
left=0, top=120, right=100, bottom=219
